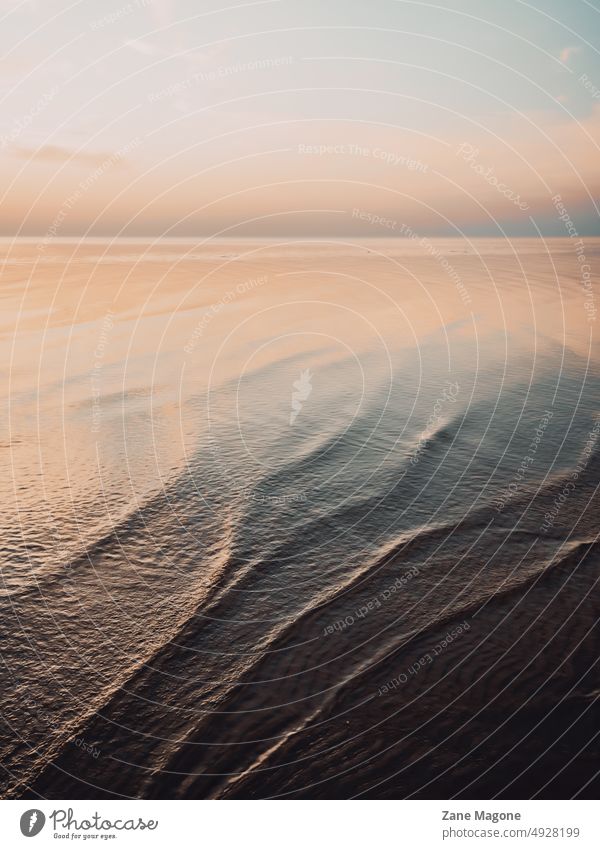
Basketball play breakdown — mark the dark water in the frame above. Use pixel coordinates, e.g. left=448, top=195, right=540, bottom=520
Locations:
left=1, top=239, right=599, bottom=798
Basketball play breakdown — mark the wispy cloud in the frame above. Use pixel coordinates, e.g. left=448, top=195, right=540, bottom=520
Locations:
left=123, top=38, right=167, bottom=58
left=8, top=145, right=131, bottom=167
left=124, top=36, right=223, bottom=72
left=146, top=0, right=175, bottom=29
left=559, top=45, right=582, bottom=65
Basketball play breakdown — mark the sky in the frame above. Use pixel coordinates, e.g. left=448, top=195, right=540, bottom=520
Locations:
left=0, top=0, right=599, bottom=237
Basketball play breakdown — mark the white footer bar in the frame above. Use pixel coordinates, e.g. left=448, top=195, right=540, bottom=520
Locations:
left=0, top=800, right=597, bottom=848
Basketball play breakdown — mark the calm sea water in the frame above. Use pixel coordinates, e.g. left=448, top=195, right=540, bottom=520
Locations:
left=1, top=238, right=599, bottom=798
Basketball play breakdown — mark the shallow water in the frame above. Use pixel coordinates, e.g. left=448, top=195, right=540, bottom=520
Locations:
left=1, top=238, right=599, bottom=798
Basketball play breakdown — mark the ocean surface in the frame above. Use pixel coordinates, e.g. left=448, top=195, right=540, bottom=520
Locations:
left=1, top=237, right=599, bottom=799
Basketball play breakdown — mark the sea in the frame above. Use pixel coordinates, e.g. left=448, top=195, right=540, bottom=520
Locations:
left=1, top=237, right=599, bottom=798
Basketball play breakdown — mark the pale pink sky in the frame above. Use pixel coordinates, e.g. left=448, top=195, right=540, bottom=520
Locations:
left=1, top=0, right=599, bottom=236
